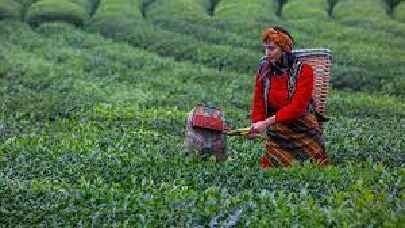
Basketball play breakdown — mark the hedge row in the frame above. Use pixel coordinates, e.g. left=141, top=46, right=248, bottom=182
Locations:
left=25, top=0, right=94, bottom=26
left=283, top=0, right=328, bottom=20
left=212, top=0, right=278, bottom=41
left=395, top=1, right=405, bottom=22
left=212, top=0, right=405, bottom=42
left=149, top=18, right=261, bottom=51
left=145, top=0, right=260, bottom=51
left=0, top=0, right=22, bottom=19
left=215, top=0, right=276, bottom=21
left=334, top=0, right=405, bottom=37
left=146, top=0, right=209, bottom=21
left=90, top=3, right=260, bottom=74
left=90, top=0, right=144, bottom=37
left=211, top=0, right=405, bottom=51
left=14, top=0, right=39, bottom=6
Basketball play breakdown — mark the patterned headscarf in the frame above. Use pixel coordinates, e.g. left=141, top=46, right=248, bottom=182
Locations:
left=261, top=26, right=294, bottom=53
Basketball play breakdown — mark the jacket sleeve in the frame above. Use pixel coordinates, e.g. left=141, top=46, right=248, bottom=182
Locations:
left=251, top=71, right=266, bottom=124
left=274, top=64, right=314, bottom=124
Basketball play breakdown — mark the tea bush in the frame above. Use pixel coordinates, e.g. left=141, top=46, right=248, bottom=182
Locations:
left=0, top=0, right=22, bottom=19
left=214, top=0, right=277, bottom=33
left=283, top=0, right=328, bottom=20
left=12, top=0, right=38, bottom=17
left=215, top=0, right=277, bottom=19
left=150, top=17, right=260, bottom=51
left=146, top=0, right=209, bottom=21
left=334, top=0, right=388, bottom=19
left=145, top=0, right=260, bottom=51
left=25, top=0, right=92, bottom=26
left=90, top=0, right=143, bottom=37
left=395, top=1, right=405, bottom=22
left=334, top=0, right=405, bottom=37
left=14, top=0, right=40, bottom=6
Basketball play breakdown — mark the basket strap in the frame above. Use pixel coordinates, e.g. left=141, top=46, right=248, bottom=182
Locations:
left=288, top=61, right=302, bottom=101
left=257, top=56, right=271, bottom=117
left=263, top=75, right=271, bottom=117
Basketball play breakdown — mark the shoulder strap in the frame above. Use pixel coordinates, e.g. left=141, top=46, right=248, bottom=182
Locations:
left=288, top=61, right=302, bottom=101
left=257, top=56, right=268, bottom=77
left=263, top=75, right=271, bottom=117
left=257, top=56, right=271, bottom=117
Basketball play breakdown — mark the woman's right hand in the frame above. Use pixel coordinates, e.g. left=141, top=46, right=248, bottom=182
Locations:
left=249, top=116, right=276, bottom=139
left=252, top=120, right=268, bottom=134
left=247, top=127, right=259, bottom=140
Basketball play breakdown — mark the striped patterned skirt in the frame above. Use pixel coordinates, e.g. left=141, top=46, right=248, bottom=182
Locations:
left=260, top=112, right=328, bottom=169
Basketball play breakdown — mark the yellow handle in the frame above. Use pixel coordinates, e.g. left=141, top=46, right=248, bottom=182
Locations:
left=226, top=127, right=267, bottom=140
left=226, top=127, right=252, bottom=136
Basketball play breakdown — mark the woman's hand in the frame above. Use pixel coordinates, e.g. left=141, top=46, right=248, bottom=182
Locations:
left=252, top=120, right=269, bottom=134
left=250, top=116, right=276, bottom=138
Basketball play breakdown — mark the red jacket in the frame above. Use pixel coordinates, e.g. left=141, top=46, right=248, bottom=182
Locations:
left=251, top=63, right=314, bottom=124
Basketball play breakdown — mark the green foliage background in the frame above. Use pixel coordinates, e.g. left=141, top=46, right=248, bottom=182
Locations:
left=0, top=0, right=404, bottom=226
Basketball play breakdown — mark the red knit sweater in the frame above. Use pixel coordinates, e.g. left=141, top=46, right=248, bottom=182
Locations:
left=251, top=63, right=314, bottom=124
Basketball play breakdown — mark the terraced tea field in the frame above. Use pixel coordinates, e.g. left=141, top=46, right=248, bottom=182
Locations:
left=0, top=0, right=404, bottom=226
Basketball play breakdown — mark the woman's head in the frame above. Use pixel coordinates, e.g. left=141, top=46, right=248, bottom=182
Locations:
left=263, top=40, right=283, bottom=61
left=261, top=26, right=294, bottom=61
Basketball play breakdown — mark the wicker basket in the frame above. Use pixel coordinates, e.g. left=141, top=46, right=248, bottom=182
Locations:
left=293, top=49, right=333, bottom=118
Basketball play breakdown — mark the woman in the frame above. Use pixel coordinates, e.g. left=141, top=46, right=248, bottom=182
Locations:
left=250, top=26, right=328, bottom=169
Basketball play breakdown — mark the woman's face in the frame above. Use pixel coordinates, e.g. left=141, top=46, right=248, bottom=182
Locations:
left=263, top=41, right=282, bottom=62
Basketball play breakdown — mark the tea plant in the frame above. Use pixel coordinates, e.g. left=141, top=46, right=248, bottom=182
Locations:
left=26, top=0, right=94, bottom=26
left=0, top=0, right=22, bottom=19
left=394, top=1, right=405, bottom=22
